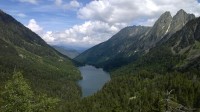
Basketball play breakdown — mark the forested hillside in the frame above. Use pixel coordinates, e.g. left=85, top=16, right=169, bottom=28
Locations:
left=1, top=8, right=200, bottom=112
left=66, top=12, right=200, bottom=112
left=66, top=73, right=200, bottom=112
left=0, top=10, right=81, bottom=110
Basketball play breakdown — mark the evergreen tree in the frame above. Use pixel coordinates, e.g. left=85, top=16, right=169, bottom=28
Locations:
left=1, top=72, right=59, bottom=112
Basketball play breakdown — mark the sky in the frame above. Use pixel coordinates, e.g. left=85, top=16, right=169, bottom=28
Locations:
left=0, top=0, right=200, bottom=50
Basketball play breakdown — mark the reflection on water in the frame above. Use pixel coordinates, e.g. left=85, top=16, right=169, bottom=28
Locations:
left=78, top=65, right=111, bottom=97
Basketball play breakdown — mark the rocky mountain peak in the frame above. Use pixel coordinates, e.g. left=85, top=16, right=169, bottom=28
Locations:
left=144, top=11, right=172, bottom=43
left=155, top=11, right=172, bottom=24
left=168, top=9, right=195, bottom=33
left=161, top=11, right=171, bottom=18
left=75, top=9, right=197, bottom=71
left=176, top=9, right=187, bottom=15
left=174, top=9, right=195, bottom=21
left=158, top=9, right=196, bottom=44
left=150, top=11, right=172, bottom=36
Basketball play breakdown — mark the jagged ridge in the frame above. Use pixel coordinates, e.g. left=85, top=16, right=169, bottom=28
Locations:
left=75, top=9, right=195, bottom=71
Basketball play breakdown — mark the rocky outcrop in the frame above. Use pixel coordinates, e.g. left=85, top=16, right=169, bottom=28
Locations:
left=75, top=9, right=196, bottom=71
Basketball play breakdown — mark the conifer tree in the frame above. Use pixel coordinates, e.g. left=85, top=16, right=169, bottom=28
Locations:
left=1, top=72, right=59, bottom=112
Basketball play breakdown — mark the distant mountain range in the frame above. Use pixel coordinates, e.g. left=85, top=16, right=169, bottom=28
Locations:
left=52, top=45, right=80, bottom=59
left=75, top=9, right=195, bottom=71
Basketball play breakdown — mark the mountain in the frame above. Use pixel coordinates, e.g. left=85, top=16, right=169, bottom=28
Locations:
left=167, top=16, right=200, bottom=71
left=75, top=9, right=195, bottom=71
left=113, top=16, right=200, bottom=77
left=140, top=11, right=172, bottom=50
left=66, top=12, right=200, bottom=112
left=0, top=9, right=81, bottom=104
left=169, top=9, right=195, bottom=33
left=53, top=45, right=80, bottom=59
left=75, top=26, right=151, bottom=70
left=159, top=9, right=195, bottom=44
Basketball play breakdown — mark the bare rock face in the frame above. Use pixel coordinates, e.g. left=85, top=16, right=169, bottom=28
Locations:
left=143, top=9, right=195, bottom=50
left=170, top=17, right=200, bottom=52
left=148, top=11, right=172, bottom=38
left=169, top=9, right=195, bottom=34
left=158, top=9, right=195, bottom=44
left=75, top=9, right=196, bottom=71
left=141, top=11, right=172, bottom=50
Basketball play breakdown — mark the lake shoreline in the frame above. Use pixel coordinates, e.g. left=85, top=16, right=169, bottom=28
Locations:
left=77, top=65, right=111, bottom=97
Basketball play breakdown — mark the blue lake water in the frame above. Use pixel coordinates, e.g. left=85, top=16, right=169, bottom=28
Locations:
left=78, top=65, right=111, bottom=97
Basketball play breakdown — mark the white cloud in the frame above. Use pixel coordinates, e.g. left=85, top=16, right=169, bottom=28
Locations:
left=42, top=21, right=126, bottom=48
left=18, top=0, right=38, bottom=4
left=70, top=0, right=80, bottom=8
left=54, top=0, right=81, bottom=10
left=134, top=18, right=157, bottom=26
left=59, top=0, right=199, bottom=48
left=26, top=19, right=43, bottom=34
left=25, top=0, right=200, bottom=49
left=78, top=0, right=200, bottom=24
left=42, top=31, right=55, bottom=43
left=55, top=0, right=62, bottom=6
left=26, top=19, right=56, bottom=44
left=17, top=13, right=27, bottom=18
left=25, top=19, right=122, bottom=48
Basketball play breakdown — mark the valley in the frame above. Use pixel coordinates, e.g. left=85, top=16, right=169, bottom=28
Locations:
left=0, top=1, right=200, bottom=112
left=70, top=9, right=200, bottom=111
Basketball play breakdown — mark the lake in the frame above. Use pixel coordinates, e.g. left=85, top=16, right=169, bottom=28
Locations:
left=78, top=65, right=111, bottom=97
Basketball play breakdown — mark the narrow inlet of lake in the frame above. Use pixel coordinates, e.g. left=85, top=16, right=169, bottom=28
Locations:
left=78, top=65, right=111, bottom=97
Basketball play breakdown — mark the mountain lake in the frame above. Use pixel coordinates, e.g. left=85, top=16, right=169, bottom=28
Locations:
left=78, top=65, right=111, bottom=97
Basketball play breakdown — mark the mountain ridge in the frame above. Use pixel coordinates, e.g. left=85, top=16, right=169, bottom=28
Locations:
left=66, top=13, right=200, bottom=112
left=75, top=25, right=151, bottom=70
left=75, top=9, right=195, bottom=71
left=0, top=9, right=81, bottom=104
left=112, top=16, right=200, bottom=77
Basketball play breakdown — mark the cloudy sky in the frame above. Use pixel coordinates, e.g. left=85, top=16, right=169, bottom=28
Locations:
left=0, top=0, right=200, bottom=50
